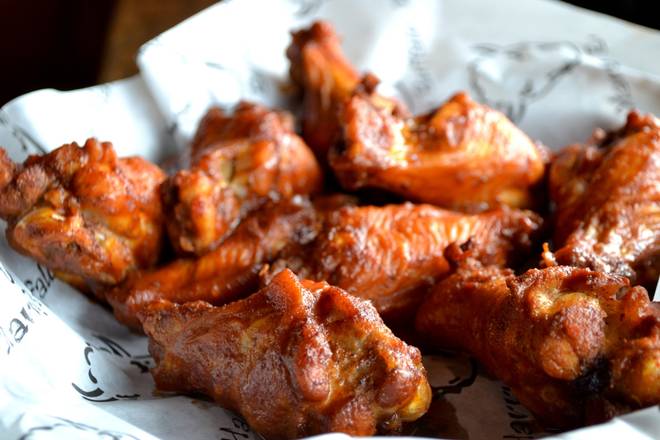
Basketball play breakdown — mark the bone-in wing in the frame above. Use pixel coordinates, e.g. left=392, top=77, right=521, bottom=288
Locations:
left=331, top=90, right=546, bottom=212
left=287, top=20, right=361, bottom=159
left=139, top=269, right=431, bottom=439
left=549, top=110, right=660, bottom=289
left=269, top=203, right=542, bottom=319
left=287, top=21, right=404, bottom=160
left=163, top=102, right=322, bottom=255
left=416, top=249, right=660, bottom=427
left=107, top=197, right=318, bottom=329
left=0, top=139, right=165, bottom=291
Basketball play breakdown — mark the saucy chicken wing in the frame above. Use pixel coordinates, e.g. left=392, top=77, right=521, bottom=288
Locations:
left=0, top=139, right=165, bottom=291
left=163, top=102, right=322, bottom=255
left=416, top=246, right=660, bottom=427
left=267, top=203, right=542, bottom=319
left=107, top=197, right=317, bottom=329
left=549, top=110, right=660, bottom=290
left=330, top=86, right=547, bottom=212
left=287, top=21, right=404, bottom=159
left=139, top=269, right=431, bottom=439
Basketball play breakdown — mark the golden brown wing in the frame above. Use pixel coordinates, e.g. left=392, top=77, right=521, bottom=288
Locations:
left=107, top=197, right=318, bottom=329
left=287, top=22, right=405, bottom=160
left=139, top=269, right=431, bottom=439
left=270, top=202, right=542, bottom=319
left=163, top=102, right=322, bottom=255
left=416, top=248, right=660, bottom=428
left=331, top=90, right=547, bottom=211
left=0, top=139, right=165, bottom=291
left=549, top=110, right=660, bottom=289
left=287, top=20, right=361, bottom=158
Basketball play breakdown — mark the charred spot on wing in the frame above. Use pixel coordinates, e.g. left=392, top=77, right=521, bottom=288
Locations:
left=571, top=357, right=610, bottom=396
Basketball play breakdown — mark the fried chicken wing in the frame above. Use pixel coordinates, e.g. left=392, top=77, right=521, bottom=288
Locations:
left=416, top=247, right=660, bottom=427
left=163, top=102, right=322, bottom=255
left=549, top=110, right=660, bottom=290
left=107, top=197, right=318, bottom=329
left=287, top=20, right=360, bottom=158
left=287, top=21, right=405, bottom=159
left=0, top=139, right=165, bottom=290
left=139, top=269, right=431, bottom=439
left=330, top=87, right=547, bottom=211
left=267, top=203, right=542, bottom=319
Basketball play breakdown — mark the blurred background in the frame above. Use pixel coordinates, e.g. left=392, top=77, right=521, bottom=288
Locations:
left=0, top=0, right=658, bottom=106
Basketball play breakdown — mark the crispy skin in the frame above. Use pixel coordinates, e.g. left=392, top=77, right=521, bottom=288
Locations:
left=0, top=139, right=165, bottom=290
left=268, top=203, right=542, bottom=319
left=139, top=269, right=431, bottom=439
left=549, top=110, right=660, bottom=289
left=287, top=22, right=405, bottom=159
left=331, top=90, right=546, bottom=212
left=416, top=250, right=660, bottom=427
left=163, top=102, right=322, bottom=255
left=107, top=197, right=318, bottom=329
left=287, top=20, right=360, bottom=158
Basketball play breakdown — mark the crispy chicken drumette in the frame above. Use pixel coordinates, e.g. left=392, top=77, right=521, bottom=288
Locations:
left=549, top=110, right=660, bottom=290
left=139, top=269, right=431, bottom=439
left=330, top=87, right=547, bottom=212
left=0, top=139, right=165, bottom=291
left=163, top=102, right=322, bottom=255
left=416, top=246, right=660, bottom=427
left=267, top=202, right=542, bottom=319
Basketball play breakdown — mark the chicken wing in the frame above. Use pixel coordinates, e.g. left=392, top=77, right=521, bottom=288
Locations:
left=330, top=86, right=547, bottom=212
left=107, top=197, right=318, bottom=329
left=162, top=102, right=322, bottom=255
left=0, top=139, right=165, bottom=291
left=287, top=21, right=405, bottom=159
left=416, top=246, right=660, bottom=427
left=549, top=110, right=660, bottom=290
left=267, top=203, right=542, bottom=319
left=139, top=269, right=431, bottom=439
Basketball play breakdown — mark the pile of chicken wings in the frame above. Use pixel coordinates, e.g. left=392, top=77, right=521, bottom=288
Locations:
left=0, top=21, right=657, bottom=439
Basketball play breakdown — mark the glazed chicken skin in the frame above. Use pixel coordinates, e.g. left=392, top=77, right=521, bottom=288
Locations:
left=267, top=203, right=542, bottom=319
left=287, top=21, right=404, bottom=159
left=0, top=139, right=165, bottom=291
left=331, top=86, right=547, bottom=212
left=549, top=110, right=660, bottom=290
left=287, top=20, right=360, bottom=158
left=107, top=197, right=319, bottom=329
left=139, top=269, right=431, bottom=439
left=416, top=246, right=660, bottom=428
left=162, top=102, right=322, bottom=255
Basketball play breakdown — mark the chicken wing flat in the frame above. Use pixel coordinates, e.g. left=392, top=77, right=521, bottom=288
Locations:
left=416, top=248, right=660, bottom=427
left=0, top=139, right=165, bottom=291
left=549, top=110, right=660, bottom=290
left=162, top=102, right=322, bottom=255
left=330, top=87, right=547, bottom=212
left=139, top=269, right=431, bottom=439
left=267, top=203, right=542, bottom=319
left=107, top=197, right=317, bottom=329
left=287, top=21, right=404, bottom=159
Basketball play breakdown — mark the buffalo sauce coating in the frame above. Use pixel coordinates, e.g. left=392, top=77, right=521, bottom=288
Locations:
left=331, top=90, right=547, bottom=212
left=416, top=250, right=660, bottom=428
left=140, top=269, right=431, bottom=439
left=0, top=139, right=165, bottom=290
left=549, top=110, right=660, bottom=290
left=271, top=202, right=542, bottom=319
